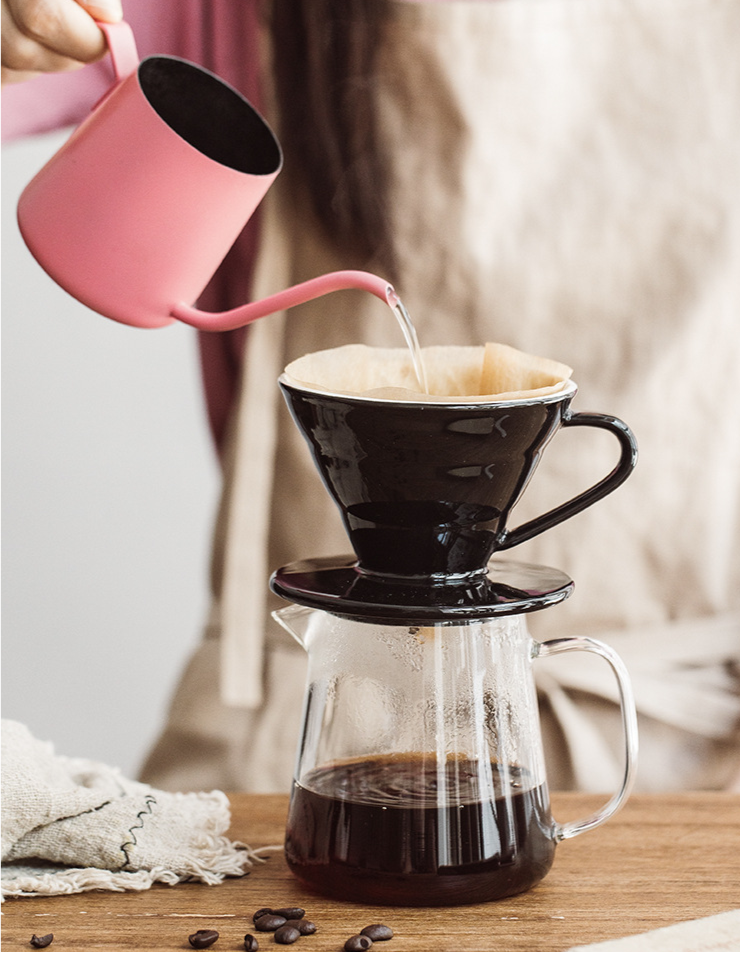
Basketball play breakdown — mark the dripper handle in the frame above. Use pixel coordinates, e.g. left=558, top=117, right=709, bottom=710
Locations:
left=534, top=635, right=639, bottom=840
left=499, top=411, right=638, bottom=550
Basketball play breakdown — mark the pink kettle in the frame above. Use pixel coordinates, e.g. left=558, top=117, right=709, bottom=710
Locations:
left=17, top=22, right=394, bottom=331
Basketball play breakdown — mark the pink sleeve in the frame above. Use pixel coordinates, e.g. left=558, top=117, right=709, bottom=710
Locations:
left=2, top=0, right=261, bottom=141
left=1, top=64, right=114, bottom=142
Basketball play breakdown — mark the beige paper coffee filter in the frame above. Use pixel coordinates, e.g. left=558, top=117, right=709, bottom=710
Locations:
left=479, top=342, right=574, bottom=398
left=282, top=343, right=573, bottom=402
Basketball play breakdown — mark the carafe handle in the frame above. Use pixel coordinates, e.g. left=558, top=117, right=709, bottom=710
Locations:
left=534, top=635, right=639, bottom=841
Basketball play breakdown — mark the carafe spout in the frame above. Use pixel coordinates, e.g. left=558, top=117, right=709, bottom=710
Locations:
left=272, top=604, right=314, bottom=650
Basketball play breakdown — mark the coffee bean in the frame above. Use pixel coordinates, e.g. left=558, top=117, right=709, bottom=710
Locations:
left=188, top=929, right=219, bottom=949
left=243, top=933, right=260, bottom=952
left=30, top=935, right=53, bottom=950
left=272, top=907, right=306, bottom=920
left=286, top=919, right=317, bottom=935
left=344, top=935, right=372, bottom=952
left=252, top=907, right=274, bottom=922
left=361, top=924, right=393, bottom=941
left=274, top=925, right=301, bottom=945
left=255, top=914, right=287, bottom=932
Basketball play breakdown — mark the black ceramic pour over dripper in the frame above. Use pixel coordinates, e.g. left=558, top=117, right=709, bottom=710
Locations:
left=270, top=376, right=637, bottom=623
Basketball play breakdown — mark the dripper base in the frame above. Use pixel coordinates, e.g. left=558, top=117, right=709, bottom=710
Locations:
left=270, top=556, right=573, bottom=624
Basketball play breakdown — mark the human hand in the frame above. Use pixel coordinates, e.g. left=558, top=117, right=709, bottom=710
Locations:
left=2, top=0, right=122, bottom=85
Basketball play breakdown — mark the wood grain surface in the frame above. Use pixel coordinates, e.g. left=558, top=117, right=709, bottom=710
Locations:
left=3, top=792, right=738, bottom=953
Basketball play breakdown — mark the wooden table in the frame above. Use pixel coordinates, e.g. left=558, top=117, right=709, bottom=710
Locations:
left=3, top=793, right=738, bottom=953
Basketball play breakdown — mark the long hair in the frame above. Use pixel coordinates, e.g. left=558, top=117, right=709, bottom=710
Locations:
left=269, top=0, right=396, bottom=280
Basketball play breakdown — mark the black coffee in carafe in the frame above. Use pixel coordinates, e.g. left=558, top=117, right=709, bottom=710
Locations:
left=285, top=755, right=555, bottom=906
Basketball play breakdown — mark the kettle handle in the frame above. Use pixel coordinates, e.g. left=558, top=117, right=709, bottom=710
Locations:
left=98, top=21, right=139, bottom=84
left=534, top=635, right=639, bottom=841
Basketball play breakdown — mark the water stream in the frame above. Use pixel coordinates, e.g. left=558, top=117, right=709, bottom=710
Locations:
left=386, top=288, right=429, bottom=394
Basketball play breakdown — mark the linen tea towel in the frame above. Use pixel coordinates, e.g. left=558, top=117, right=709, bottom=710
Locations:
left=1, top=720, right=260, bottom=897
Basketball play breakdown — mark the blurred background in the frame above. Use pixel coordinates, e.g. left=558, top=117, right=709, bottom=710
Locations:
left=2, top=128, right=221, bottom=777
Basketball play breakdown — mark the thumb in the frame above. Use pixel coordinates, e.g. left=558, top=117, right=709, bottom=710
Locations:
left=75, top=0, right=123, bottom=24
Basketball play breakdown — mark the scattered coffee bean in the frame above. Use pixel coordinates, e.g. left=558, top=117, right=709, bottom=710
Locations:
left=274, top=924, right=301, bottom=945
left=286, top=919, right=317, bottom=935
left=272, top=907, right=306, bottom=920
left=243, top=933, right=260, bottom=952
left=255, top=914, right=287, bottom=932
left=188, top=929, right=219, bottom=949
left=252, top=907, right=274, bottom=922
left=360, top=924, right=393, bottom=942
left=344, top=935, right=372, bottom=952
left=30, top=935, right=53, bottom=950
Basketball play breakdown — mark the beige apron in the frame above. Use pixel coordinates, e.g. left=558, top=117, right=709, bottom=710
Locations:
left=140, top=0, right=740, bottom=793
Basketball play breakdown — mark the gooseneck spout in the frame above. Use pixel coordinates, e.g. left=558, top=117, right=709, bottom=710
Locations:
left=171, top=270, right=395, bottom=332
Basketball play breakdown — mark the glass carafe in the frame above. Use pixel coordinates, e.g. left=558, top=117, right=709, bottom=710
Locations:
left=274, top=605, right=638, bottom=906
